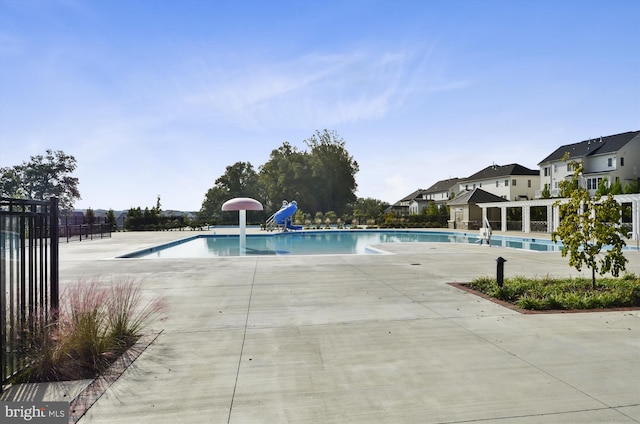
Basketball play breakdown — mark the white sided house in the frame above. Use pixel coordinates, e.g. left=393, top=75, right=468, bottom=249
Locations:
left=422, top=178, right=460, bottom=207
left=537, top=130, right=640, bottom=198
left=457, top=164, right=540, bottom=201
left=387, top=188, right=430, bottom=216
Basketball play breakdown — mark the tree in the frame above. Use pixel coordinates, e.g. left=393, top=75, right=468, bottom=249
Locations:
left=624, top=179, right=640, bottom=194
left=425, top=202, right=439, bottom=222
left=199, top=162, right=263, bottom=225
left=551, top=154, right=627, bottom=288
left=258, top=131, right=359, bottom=217
left=0, top=149, right=80, bottom=211
left=541, top=184, right=551, bottom=199
left=202, top=130, right=359, bottom=223
left=304, top=130, right=359, bottom=216
left=353, top=197, right=388, bottom=225
left=609, top=179, right=623, bottom=195
left=106, top=209, right=117, bottom=230
left=258, top=142, right=310, bottom=212
left=595, top=178, right=610, bottom=196
left=0, top=166, right=21, bottom=198
left=85, top=207, right=96, bottom=225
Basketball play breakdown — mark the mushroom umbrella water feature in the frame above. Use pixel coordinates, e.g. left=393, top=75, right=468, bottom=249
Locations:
left=221, top=197, right=263, bottom=255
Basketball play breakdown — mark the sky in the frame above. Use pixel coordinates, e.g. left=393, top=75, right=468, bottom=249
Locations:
left=1, top=0, right=639, bottom=212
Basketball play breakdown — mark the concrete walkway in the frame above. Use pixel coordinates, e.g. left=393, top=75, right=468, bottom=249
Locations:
left=4, top=230, right=640, bottom=423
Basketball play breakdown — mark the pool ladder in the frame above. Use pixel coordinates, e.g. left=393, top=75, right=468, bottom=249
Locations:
left=479, top=216, right=492, bottom=245
left=265, top=213, right=278, bottom=232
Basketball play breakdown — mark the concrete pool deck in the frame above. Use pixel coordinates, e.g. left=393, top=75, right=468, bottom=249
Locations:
left=3, top=229, right=640, bottom=423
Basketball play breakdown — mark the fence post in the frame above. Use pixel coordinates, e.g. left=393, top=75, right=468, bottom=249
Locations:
left=50, top=197, right=59, bottom=319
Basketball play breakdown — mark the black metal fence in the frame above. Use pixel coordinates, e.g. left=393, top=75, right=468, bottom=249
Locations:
left=1, top=197, right=59, bottom=390
left=59, top=223, right=112, bottom=242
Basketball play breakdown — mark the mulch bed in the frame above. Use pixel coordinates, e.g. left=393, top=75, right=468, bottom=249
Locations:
left=68, top=331, right=162, bottom=423
left=449, top=282, right=640, bottom=315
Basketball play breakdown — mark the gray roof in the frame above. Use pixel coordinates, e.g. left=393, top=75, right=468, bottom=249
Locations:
left=448, top=188, right=507, bottom=206
left=538, top=130, right=639, bottom=164
left=423, top=178, right=460, bottom=194
left=463, top=164, right=538, bottom=182
left=396, top=188, right=425, bottom=203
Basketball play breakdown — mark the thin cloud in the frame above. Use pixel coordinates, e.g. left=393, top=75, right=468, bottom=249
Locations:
left=182, top=44, right=467, bottom=130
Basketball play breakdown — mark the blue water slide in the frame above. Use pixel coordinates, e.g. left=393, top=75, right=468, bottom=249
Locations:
left=274, top=201, right=302, bottom=230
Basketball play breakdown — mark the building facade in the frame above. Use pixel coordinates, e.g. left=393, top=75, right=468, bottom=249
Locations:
left=537, top=131, right=640, bottom=198
left=457, top=164, right=539, bottom=201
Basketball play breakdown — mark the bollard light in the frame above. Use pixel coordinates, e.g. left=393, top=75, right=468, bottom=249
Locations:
left=496, top=256, right=507, bottom=288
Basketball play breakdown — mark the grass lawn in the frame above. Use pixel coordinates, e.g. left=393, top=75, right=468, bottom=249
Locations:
left=464, top=274, right=640, bottom=311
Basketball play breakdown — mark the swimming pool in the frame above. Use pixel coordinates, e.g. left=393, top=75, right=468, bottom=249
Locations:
left=119, top=230, right=562, bottom=258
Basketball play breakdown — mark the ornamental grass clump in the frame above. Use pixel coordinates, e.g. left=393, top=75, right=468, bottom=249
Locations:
left=467, top=274, right=640, bottom=311
left=106, top=278, right=165, bottom=352
left=12, top=277, right=166, bottom=383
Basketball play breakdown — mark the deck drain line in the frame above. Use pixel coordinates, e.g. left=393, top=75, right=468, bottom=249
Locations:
left=227, top=258, right=259, bottom=423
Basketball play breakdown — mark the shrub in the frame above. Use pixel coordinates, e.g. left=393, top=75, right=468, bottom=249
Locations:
left=11, top=277, right=166, bottom=383
left=467, top=274, right=640, bottom=311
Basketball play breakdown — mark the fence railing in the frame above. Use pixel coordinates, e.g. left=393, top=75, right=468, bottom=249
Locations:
left=59, top=223, right=112, bottom=243
left=1, top=197, right=59, bottom=391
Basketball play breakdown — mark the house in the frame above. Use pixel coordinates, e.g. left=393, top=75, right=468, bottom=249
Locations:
left=447, top=188, right=506, bottom=230
left=537, top=130, right=640, bottom=197
left=387, top=188, right=431, bottom=216
left=422, top=178, right=460, bottom=207
left=457, top=164, right=539, bottom=201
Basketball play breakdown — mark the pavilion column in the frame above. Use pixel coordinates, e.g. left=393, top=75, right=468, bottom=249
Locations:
left=501, top=207, right=507, bottom=232
left=546, top=205, right=553, bottom=233
left=633, top=200, right=639, bottom=241
left=552, top=205, right=560, bottom=233
left=522, top=206, right=530, bottom=233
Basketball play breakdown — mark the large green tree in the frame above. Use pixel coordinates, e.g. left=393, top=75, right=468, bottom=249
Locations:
left=200, top=130, right=359, bottom=223
left=352, top=197, right=388, bottom=225
left=0, top=149, right=80, bottom=211
left=199, top=162, right=263, bottom=224
left=552, top=154, right=628, bottom=288
left=303, top=130, right=359, bottom=216
left=258, top=142, right=310, bottom=212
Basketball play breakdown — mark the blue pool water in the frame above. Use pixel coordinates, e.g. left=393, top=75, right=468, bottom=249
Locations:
left=120, top=230, right=563, bottom=258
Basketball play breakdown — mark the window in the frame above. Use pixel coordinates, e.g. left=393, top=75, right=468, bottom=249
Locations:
left=504, top=179, right=509, bottom=186
left=465, top=185, right=469, bottom=190
left=567, top=163, right=572, bottom=172
left=621, top=157, right=625, bottom=166
left=544, top=167, right=549, bottom=176
left=512, top=179, right=517, bottom=186
left=527, top=179, right=531, bottom=188
left=473, top=183, right=476, bottom=189
left=496, top=181, right=499, bottom=187
left=608, top=158, right=613, bottom=167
